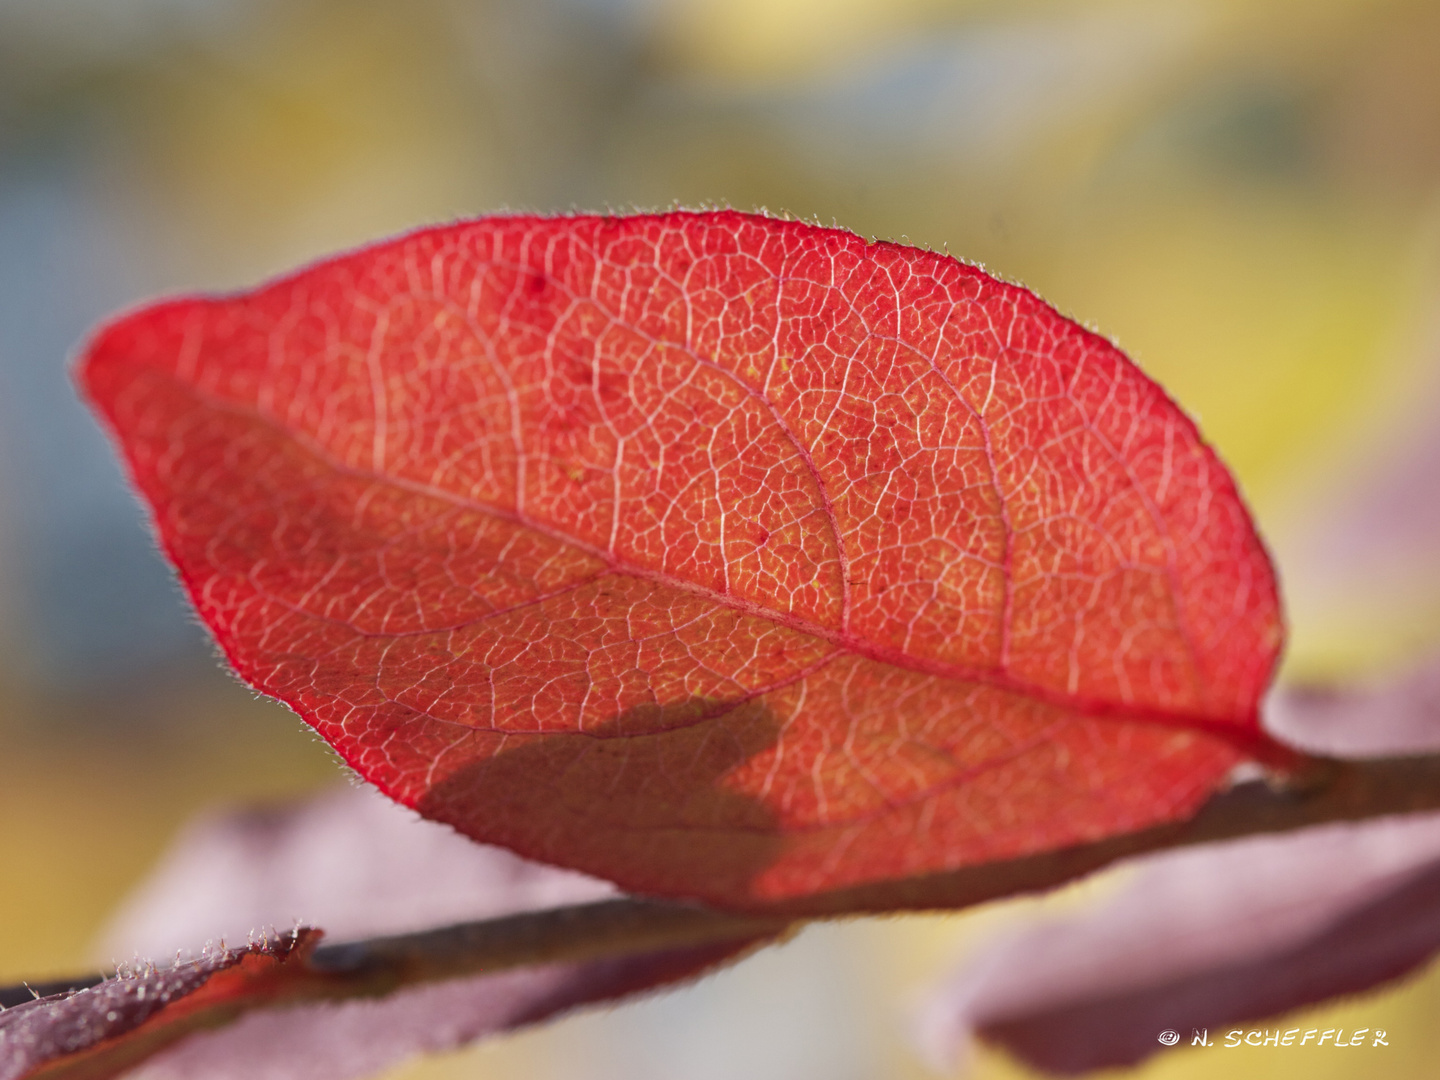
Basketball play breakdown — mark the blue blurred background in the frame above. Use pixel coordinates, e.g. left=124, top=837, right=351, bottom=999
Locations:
left=3, top=2, right=1439, bottom=1077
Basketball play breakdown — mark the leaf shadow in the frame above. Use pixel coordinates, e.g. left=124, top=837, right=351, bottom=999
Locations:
left=416, top=696, right=785, bottom=905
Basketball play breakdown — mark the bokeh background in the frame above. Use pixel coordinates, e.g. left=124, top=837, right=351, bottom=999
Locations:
left=3, top=0, right=1440, bottom=1077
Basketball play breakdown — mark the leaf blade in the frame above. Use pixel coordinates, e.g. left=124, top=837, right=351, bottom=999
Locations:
left=80, top=211, right=1283, bottom=907
left=5, top=789, right=780, bottom=1080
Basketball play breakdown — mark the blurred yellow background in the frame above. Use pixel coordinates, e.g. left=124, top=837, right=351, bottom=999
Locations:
left=3, top=0, right=1440, bottom=1077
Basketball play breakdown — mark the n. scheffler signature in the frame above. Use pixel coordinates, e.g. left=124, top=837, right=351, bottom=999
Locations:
left=1157, top=1027, right=1389, bottom=1048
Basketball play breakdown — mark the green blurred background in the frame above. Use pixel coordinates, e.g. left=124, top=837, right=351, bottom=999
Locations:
left=3, top=0, right=1440, bottom=1076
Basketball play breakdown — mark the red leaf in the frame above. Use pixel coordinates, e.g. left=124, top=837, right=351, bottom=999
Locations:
left=0, top=931, right=318, bottom=1080
left=79, top=211, right=1283, bottom=909
left=117, top=939, right=760, bottom=1080
left=4, top=911, right=761, bottom=1080
left=46, top=787, right=768, bottom=1080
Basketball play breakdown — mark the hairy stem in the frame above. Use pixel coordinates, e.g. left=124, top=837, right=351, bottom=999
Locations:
left=305, top=898, right=791, bottom=992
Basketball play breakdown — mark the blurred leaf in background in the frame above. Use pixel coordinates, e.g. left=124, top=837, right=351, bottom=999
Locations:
left=2, top=1, right=1440, bottom=1078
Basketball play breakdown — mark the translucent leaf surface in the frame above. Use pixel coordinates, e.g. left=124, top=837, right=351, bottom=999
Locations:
left=80, top=211, right=1283, bottom=908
